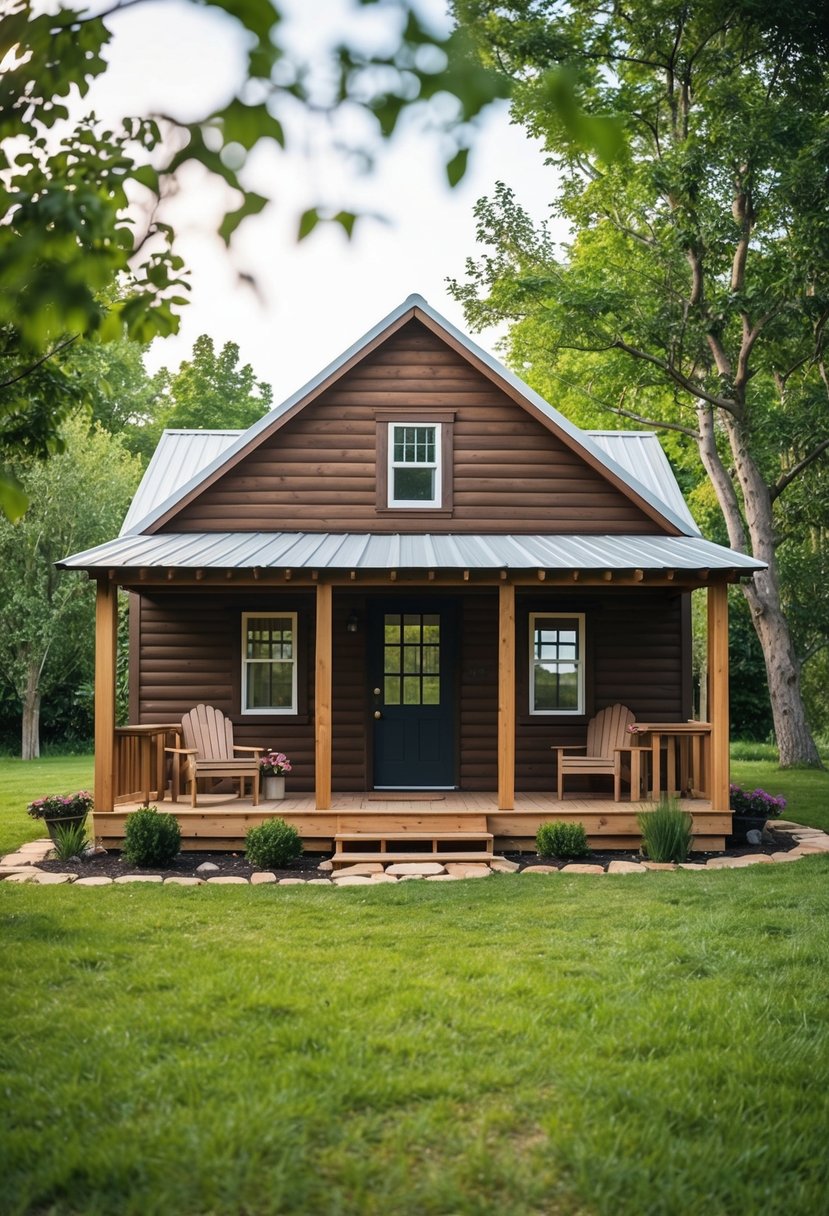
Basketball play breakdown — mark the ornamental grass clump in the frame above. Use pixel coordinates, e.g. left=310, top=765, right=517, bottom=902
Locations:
left=536, top=821, right=590, bottom=859
left=51, top=821, right=89, bottom=861
left=637, top=797, right=693, bottom=863
left=245, top=818, right=302, bottom=869
left=122, top=807, right=181, bottom=867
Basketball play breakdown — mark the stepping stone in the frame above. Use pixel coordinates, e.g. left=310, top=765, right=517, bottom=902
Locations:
left=33, top=873, right=74, bottom=884
left=0, top=866, right=39, bottom=876
left=75, top=877, right=113, bottom=886
left=333, top=863, right=385, bottom=877
left=206, top=876, right=249, bottom=884
left=560, top=864, right=605, bottom=874
left=455, top=866, right=491, bottom=879
left=520, top=865, right=557, bottom=875
left=427, top=874, right=460, bottom=881
left=196, top=862, right=220, bottom=874
left=4, top=871, right=38, bottom=883
left=385, top=861, right=445, bottom=877
left=398, top=875, right=425, bottom=881
left=641, top=862, right=677, bottom=871
left=306, top=879, right=332, bottom=885
left=332, top=874, right=373, bottom=886
left=164, top=876, right=203, bottom=885
left=115, top=874, right=163, bottom=883
left=678, top=863, right=707, bottom=870
left=250, top=872, right=276, bottom=884
left=707, top=856, right=772, bottom=869
left=607, top=861, right=646, bottom=874
left=768, top=819, right=805, bottom=830
left=799, top=839, right=829, bottom=853
left=770, top=852, right=804, bottom=863
left=370, top=873, right=399, bottom=883
left=0, top=854, right=35, bottom=867
left=490, top=857, right=520, bottom=873
left=278, top=878, right=306, bottom=885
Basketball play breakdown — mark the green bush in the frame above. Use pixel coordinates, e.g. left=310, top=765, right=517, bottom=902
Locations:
left=245, top=818, right=303, bottom=869
left=637, top=798, right=693, bottom=863
left=536, top=821, right=589, bottom=859
left=122, top=807, right=181, bottom=867
left=52, top=820, right=89, bottom=861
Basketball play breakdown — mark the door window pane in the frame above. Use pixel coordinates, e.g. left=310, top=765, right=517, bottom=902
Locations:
left=381, top=612, right=441, bottom=707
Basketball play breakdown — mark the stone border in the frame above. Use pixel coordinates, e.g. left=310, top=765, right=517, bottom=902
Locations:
left=1, top=820, right=827, bottom=887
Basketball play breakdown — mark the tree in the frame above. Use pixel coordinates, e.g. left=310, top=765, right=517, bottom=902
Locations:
left=0, top=1, right=510, bottom=518
left=0, top=415, right=141, bottom=758
left=450, top=0, right=829, bottom=765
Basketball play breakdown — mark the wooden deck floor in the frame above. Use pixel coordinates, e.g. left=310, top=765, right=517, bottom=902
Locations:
left=97, top=790, right=727, bottom=852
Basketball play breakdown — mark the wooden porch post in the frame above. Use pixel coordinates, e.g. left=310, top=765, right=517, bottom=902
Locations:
left=315, top=583, right=333, bottom=811
left=707, top=582, right=730, bottom=812
left=498, top=583, right=515, bottom=811
left=94, top=579, right=118, bottom=813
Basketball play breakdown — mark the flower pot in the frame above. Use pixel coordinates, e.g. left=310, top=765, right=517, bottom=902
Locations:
left=263, top=776, right=285, bottom=801
left=727, top=814, right=767, bottom=846
left=43, top=813, right=88, bottom=844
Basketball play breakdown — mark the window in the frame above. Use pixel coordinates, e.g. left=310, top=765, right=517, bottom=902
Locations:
left=529, top=613, right=585, bottom=715
left=383, top=612, right=441, bottom=705
left=388, top=423, right=442, bottom=507
left=241, top=612, right=297, bottom=714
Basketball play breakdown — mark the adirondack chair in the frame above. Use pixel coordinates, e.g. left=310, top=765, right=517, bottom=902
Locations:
left=167, top=704, right=264, bottom=807
left=555, top=704, right=646, bottom=801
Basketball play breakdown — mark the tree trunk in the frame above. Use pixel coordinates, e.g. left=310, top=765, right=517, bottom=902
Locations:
left=21, top=661, right=41, bottom=760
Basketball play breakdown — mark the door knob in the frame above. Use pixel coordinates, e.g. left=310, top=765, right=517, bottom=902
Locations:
left=373, top=687, right=381, bottom=696
left=374, top=710, right=382, bottom=720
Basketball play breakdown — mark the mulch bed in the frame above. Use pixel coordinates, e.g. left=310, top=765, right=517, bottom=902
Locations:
left=34, top=828, right=797, bottom=880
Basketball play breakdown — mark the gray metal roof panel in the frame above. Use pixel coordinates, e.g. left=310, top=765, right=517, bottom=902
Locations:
left=59, top=531, right=764, bottom=572
left=122, top=295, right=698, bottom=538
left=119, top=429, right=243, bottom=536
left=587, top=432, right=698, bottom=532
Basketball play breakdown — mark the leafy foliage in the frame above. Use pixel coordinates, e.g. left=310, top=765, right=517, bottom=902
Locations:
left=535, top=820, right=589, bottom=859
left=245, top=818, right=302, bottom=869
left=637, top=799, right=693, bottom=863
left=122, top=807, right=181, bottom=867
left=451, top=0, right=829, bottom=763
left=51, top=820, right=89, bottom=861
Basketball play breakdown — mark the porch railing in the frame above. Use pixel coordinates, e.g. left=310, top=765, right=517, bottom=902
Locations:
left=113, top=725, right=179, bottom=805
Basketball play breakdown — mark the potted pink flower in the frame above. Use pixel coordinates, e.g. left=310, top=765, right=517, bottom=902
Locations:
left=259, top=752, right=292, bottom=800
left=27, top=791, right=93, bottom=843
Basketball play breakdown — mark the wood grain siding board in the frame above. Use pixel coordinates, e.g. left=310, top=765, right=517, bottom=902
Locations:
left=163, top=320, right=664, bottom=536
left=459, top=594, right=498, bottom=791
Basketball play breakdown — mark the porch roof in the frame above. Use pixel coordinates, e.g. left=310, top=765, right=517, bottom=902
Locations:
left=58, top=530, right=765, bottom=575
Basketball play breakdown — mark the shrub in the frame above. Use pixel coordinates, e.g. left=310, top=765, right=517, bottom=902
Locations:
left=536, top=821, right=589, bottom=859
left=52, top=821, right=89, bottom=861
left=245, top=818, right=303, bottom=869
left=637, top=797, right=693, bottom=863
left=122, top=807, right=181, bottom=867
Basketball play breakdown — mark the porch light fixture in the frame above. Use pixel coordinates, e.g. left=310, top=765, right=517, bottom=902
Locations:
left=346, top=611, right=360, bottom=634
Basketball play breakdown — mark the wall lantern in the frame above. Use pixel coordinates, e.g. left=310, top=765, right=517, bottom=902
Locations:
left=346, top=611, right=360, bottom=634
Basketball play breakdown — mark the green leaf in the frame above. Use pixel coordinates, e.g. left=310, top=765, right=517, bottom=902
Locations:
left=446, top=147, right=469, bottom=188
left=0, top=471, right=29, bottom=523
left=297, top=208, right=320, bottom=241
left=332, top=211, right=357, bottom=239
left=219, top=191, right=268, bottom=245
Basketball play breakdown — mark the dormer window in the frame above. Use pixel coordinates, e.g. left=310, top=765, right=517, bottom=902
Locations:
left=388, top=423, right=441, bottom=508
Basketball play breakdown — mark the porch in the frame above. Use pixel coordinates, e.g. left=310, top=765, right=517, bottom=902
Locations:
left=93, top=790, right=728, bottom=855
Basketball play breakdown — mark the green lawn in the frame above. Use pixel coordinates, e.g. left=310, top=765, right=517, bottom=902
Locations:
left=1, top=754, right=829, bottom=1214
left=0, top=755, right=93, bottom=855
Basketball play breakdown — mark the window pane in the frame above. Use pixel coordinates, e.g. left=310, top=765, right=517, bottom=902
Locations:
left=403, top=618, right=421, bottom=642
left=246, top=616, right=292, bottom=659
left=422, top=616, right=440, bottom=642
left=422, top=645, right=439, bottom=673
left=384, top=676, right=401, bottom=705
left=422, top=676, right=440, bottom=705
left=246, top=661, right=292, bottom=710
left=557, top=669, right=579, bottom=709
left=403, top=646, right=421, bottom=674
left=393, top=467, right=434, bottom=501
left=384, top=616, right=401, bottom=643
left=533, top=663, right=560, bottom=711
left=403, top=676, right=421, bottom=705
left=384, top=646, right=401, bottom=675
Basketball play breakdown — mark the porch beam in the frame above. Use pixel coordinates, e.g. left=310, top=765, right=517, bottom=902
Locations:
left=707, top=582, right=730, bottom=812
left=498, top=583, right=516, bottom=811
left=94, top=579, right=118, bottom=813
left=315, top=582, right=333, bottom=810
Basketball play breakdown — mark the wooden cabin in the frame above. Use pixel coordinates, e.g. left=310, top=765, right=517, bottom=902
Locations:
left=60, top=296, right=763, bottom=855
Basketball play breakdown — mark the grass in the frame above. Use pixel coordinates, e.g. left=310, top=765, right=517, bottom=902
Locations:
left=2, top=864, right=829, bottom=1215
left=0, top=755, right=93, bottom=856
left=1, top=755, right=829, bottom=1214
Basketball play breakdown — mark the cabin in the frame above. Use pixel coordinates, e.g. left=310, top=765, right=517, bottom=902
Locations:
left=60, top=296, right=763, bottom=858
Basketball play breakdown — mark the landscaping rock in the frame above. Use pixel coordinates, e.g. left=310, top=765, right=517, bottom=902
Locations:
left=560, top=864, right=605, bottom=874
left=799, top=838, right=829, bottom=853
left=306, top=879, right=332, bottom=885
left=426, top=874, right=460, bottom=881
left=370, top=873, right=399, bottom=883
left=455, top=865, right=491, bottom=878
left=317, top=859, right=334, bottom=872
left=278, top=878, right=306, bottom=885
left=196, top=862, right=220, bottom=874
left=770, top=851, right=803, bottom=863
left=33, top=872, right=74, bottom=884
left=398, top=875, right=425, bottom=881
left=164, top=876, right=203, bottom=886
left=746, top=829, right=764, bottom=845
left=641, top=861, right=677, bottom=871
left=385, top=861, right=445, bottom=876
left=520, top=865, right=557, bottom=874
left=490, top=857, right=520, bottom=873
left=0, top=854, right=36, bottom=867
left=74, top=876, right=113, bottom=886
left=4, top=871, right=39, bottom=883
left=114, top=874, right=163, bottom=883
left=607, top=860, right=646, bottom=874
left=250, top=871, right=277, bottom=884
left=333, top=863, right=385, bottom=877
left=206, top=876, right=249, bottom=884
left=332, top=875, right=373, bottom=886
left=678, top=863, right=707, bottom=870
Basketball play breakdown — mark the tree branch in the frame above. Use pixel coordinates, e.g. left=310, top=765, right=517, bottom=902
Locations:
left=771, top=439, right=829, bottom=502
left=0, top=335, right=79, bottom=391
left=610, top=337, right=739, bottom=412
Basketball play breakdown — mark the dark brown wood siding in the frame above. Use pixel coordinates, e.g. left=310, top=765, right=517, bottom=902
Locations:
left=163, top=320, right=660, bottom=535
left=134, top=587, right=689, bottom=795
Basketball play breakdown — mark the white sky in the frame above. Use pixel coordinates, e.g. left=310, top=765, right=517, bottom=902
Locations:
left=87, top=0, right=563, bottom=402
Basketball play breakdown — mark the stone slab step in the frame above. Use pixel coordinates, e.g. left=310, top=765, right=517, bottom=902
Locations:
left=332, top=850, right=495, bottom=868
left=335, top=831, right=493, bottom=842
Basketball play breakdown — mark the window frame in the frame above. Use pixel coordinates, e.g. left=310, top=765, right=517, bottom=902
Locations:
left=387, top=422, right=442, bottom=508
left=240, top=610, right=298, bottom=716
left=374, top=410, right=455, bottom=516
left=528, top=612, right=586, bottom=716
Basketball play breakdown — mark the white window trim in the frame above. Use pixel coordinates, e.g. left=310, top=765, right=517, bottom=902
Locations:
left=387, top=421, right=442, bottom=508
left=529, top=612, right=585, bottom=716
left=241, top=611, right=298, bottom=715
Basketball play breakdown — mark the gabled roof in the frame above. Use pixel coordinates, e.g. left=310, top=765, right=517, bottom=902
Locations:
left=122, top=295, right=701, bottom=538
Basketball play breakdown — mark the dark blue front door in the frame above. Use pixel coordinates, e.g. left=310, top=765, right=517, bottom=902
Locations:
left=371, top=602, right=456, bottom=788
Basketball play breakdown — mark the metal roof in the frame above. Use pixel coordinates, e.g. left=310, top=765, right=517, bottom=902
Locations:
left=121, top=295, right=700, bottom=538
left=588, top=432, right=697, bottom=532
left=58, top=531, right=763, bottom=573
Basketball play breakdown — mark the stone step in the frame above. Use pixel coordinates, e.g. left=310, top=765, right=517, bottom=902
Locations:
left=335, top=831, right=493, bottom=842
left=331, top=850, right=495, bottom=868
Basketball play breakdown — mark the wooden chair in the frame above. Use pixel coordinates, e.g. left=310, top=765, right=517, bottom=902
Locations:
left=166, top=704, right=263, bottom=807
left=555, top=704, right=647, bottom=801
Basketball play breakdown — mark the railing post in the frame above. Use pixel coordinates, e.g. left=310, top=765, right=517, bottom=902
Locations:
left=498, top=583, right=515, bottom=811
left=94, top=579, right=118, bottom=813
left=315, top=583, right=333, bottom=811
left=707, top=582, right=730, bottom=813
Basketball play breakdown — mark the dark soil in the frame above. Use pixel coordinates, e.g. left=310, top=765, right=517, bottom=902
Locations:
left=35, top=828, right=797, bottom=880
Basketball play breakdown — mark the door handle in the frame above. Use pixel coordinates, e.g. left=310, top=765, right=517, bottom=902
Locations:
left=374, top=710, right=382, bottom=720
left=373, top=687, right=381, bottom=696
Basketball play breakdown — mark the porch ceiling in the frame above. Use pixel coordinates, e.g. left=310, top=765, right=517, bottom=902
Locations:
left=59, top=530, right=764, bottom=577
